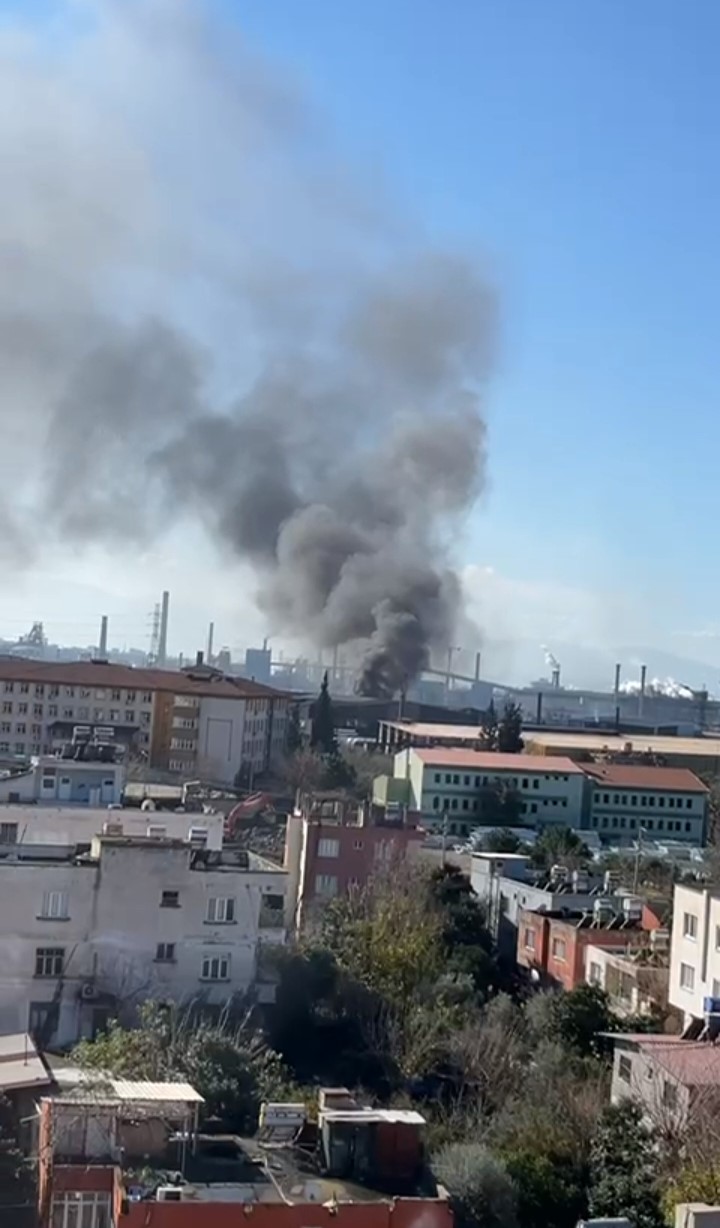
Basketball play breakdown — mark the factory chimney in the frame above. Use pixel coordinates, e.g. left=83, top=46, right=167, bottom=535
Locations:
left=639, top=664, right=647, bottom=718
left=551, top=667, right=560, bottom=689
left=474, top=651, right=481, bottom=682
left=614, top=662, right=621, bottom=698
left=98, top=614, right=108, bottom=660
left=157, top=590, right=170, bottom=667
left=206, top=621, right=215, bottom=666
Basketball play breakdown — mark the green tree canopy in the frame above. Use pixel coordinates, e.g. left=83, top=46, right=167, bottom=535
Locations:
left=497, top=701, right=524, bottom=753
left=588, top=1101, right=664, bottom=1228
left=434, top=1143, right=518, bottom=1228
left=310, top=671, right=337, bottom=755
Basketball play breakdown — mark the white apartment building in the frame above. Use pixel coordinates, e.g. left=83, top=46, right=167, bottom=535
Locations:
left=394, top=747, right=587, bottom=835
left=0, top=806, right=225, bottom=854
left=0, top=835, right=287, bottom=1046
left=0, top=658, right=290, bottom=786
left=583, top=764, right=708, bottom=845
left=668, top=883, right=720, bottom=1026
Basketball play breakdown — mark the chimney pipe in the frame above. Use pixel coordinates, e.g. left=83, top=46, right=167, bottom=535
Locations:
left=98, top=614, right=108, bottom=660
left=206, top=621, right=215, bottom=665
left=614, top=662, right=621, bottom=697
left=551, top=667, right=560, bottom=689
left=196, top=650, right=204, bottom=668
left=536, top=692, right=543, bottom=723
left=157, top=590, right=170, bottom=667
left=639, top=664, right=647, bottom=718
left=474, top=651, right=481, bottom=682
left=332, top=644, right=339, bottom=683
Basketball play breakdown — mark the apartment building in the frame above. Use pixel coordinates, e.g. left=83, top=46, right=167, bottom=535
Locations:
left=583, top=763, right=708, bottom=845
left=393, top=747, right=586, bottom=836
left=284, top=793, right=424, bottom=927
left=585, top=932, right=671, bottom=1020
left=0, top=657, right=290, bottom=785
left=0, top=834, right=287, bottom=1046
left=667, top=883, right=720, bottom=1027
left=517, top=897, right=654, bottom=991
left=610, top=1033, right=720, bottom=1128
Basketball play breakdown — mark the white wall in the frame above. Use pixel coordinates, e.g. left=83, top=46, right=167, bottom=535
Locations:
left=0, top=841, right=287, bottom=1045
left=669, top=883, right=717, bottom=1021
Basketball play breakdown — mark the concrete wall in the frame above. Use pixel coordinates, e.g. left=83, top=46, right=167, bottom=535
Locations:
left=0, top=841, right=287, bottom=1045
left=610, top=1039, right=690, bottom=1127
left=197, top=697, right=246, bottom=783
left=669, top=883, right=718, bottom=1022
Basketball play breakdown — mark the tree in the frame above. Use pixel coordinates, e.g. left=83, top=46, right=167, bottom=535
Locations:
left=434, top=1143, right=518, bottom=1228
left=503, top=1147, right=587, bottom=1228
left=73, top=1002, right=287, bottom=1133
left=429, top=865, right=503, bottom=1000
left=479, top=700, right=499, bottom=751
left=286, top=705, right=303, bottom=754
left=480, top=828, right=523, bottom=854
left=531, top=825, right=590, bottom=869
left=526, top=985, right=615, bottom=1058
left=477, top=784, right=523, bottom=829
left=497, top=701, right=524, bottom=753
left=310, top=672, right=336, bottom=755
left=588, top=1101, right=665, bottom=1228
left=0, top=1093, right=33, bottom=1214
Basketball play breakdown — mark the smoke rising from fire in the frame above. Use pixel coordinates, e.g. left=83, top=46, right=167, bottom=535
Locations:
left=0, top=1, right=496, bottom=697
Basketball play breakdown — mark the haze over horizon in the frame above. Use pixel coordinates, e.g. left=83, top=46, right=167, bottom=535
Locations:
left=1, top=0, right=720, bottom=685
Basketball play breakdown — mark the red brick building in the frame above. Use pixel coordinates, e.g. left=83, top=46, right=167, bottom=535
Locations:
left=285, top=793, right=424, bottom=927
left=516, top=905, right=658, bottom=991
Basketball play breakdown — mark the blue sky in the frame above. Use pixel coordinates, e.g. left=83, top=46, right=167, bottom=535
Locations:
left=233, top=1, right=720, bottom=639
left=1, top=0, right=719, bottom=675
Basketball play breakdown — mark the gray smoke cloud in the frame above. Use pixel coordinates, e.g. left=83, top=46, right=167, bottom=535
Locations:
left=0, top=0, right=496, bottom=697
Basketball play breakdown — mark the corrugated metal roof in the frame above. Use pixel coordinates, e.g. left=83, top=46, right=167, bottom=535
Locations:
left=411, top=748, right=585, bottom=773
left=109, top=1079, right=204, bottom=1103
left=0, top=655, right=286, bottom=700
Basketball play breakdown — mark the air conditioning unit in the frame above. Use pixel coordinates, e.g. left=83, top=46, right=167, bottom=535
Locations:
left=156, top=1187, right=183, bottom=1202
left=593, top=898, right=615, bottom=922
left=189, top=827, right=208, bottom=848
left=650, top=929, right=669, bottom=951
left=80, top=982, right=98, bottom=1001
left=622, top=896, right=643, bottom=922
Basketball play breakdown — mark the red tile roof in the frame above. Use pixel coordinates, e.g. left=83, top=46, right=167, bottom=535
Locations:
left=629, top=1038, right=720, bottom=1087
left=0, top=656, right=287, bottom=700
left=409, top=748, right=585, bottom=773
left=582, top=762, right=708, bottom=794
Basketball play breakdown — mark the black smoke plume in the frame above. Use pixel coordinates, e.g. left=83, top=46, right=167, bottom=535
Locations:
left=0, top=1, right=496, bottom=697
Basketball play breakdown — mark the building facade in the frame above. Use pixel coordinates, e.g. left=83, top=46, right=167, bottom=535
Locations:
left=583, top=763, right=708, bottom=845
left=0, top=835, right=286, bottom=1046
left=284, top=794, right=424, bottom=928
left=393, top=747, right=587, bottom=835
left=516, top=901, right=652, bottom=991
left=0, top=658, right=289, bottom=785
left=667, top=883, right=720, bottom=1026
left=585, top=935, right=671, bottom=1019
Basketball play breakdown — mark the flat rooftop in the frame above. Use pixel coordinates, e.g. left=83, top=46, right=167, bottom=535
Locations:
left=525, top=731, right=720, bottom=758
left=406, top=747, right=585, bottom=773
left=381, top=720, right=487, bottom=741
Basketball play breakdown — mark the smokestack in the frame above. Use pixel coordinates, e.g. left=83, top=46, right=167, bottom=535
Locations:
left=639, top=664, right=647, bottom=717
left=536, top=692, right=543, bottom=723
left=98, top=614, right=108, bottom=660
left=332, top=644, right=339, bottom=683
left=157, top=590, right=170, bottom=667
left=206, top=621, right=215, bottom=665
left=195, top=650, right=204, bottom=667
left=474, top=651, right=481, bottom=682
left=614, top=663, right=621, bottom=697
left=551, top=667, right=560, bottom=689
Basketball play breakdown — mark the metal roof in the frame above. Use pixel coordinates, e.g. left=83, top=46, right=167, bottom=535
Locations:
left=110, top=1079, right=204, bottom=1103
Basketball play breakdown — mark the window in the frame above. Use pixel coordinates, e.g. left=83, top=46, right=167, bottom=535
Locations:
left=62, top=708, right=73, bottom=720
left=432, top=796, right=440, bottom=810
left=464, top=775, right=470, bottom=786
left=0, top=723, right=10, bottom=735
left=48, top=705, right=57, bottom=718
left=686, top=822, right=692, bottom=832
left=35, top=948, right=64, bottom=977
left=155, top=943, right=176, bottom=962
left=111, top=689, right=121, bottom=701
left=522, top=777, right=528, bottom=788
left=434, top=773, right=441, bottom=783
left=160, top=890, right=180, bottom=908
left=524, top=928, right=536, bottom=951
left=531, top=803, right=537, bottom=814
left=141, top=691, right=152, bottom=703
left=19, top=683, right=29, bottom=694
left=33, top=704, right=43, bottom=717
left=15, top=722, right=26, bottom=735
left=589, top=961, right=602, bottom=985
left=687, top=798, right=693, bottom=809
left=551, top=937, right=566, bottom=961
left=533, top=779, right=539, bottom=789
left=353, top=839, right=363, bottom=850
left=65, top=687, right=75, bottom=697
left=680, top=962, right=695, bottom=991
left=659, top=796, right=665, bottom=808
left=206, top=896, right=235, bottom=923
left=662, top=1081, right=678, bottom=1110
left=317, top=838, right=340, bottom=858
left=1, top=703, right=10, bottom=715
left=315, top=873, right=338, bottom=897
left=462, top=799, right=469, bottom=811
left=125, top=709, right=136, bottom=723
left=34, top=684, right=44, bottom=696
left=201, top=955, right=230, bottom=981
left=147, top=825, right=167, bottom=839
left=93, top=709, right=104, bottom=721
left=452, top=774, right=459, bottom=784
left=109, top=710, right=120, bottom=722
left=14, top=743, right=24, bottom=755
left=445, top=774, right=451, bottom=784
left=0, top=823, right=17, bottom=844
left=451, top=798, right=458, bottom=810
left=618, top=1055, right=632, bottom=1083
left=631, top=795, right=637, bottom=806
left=52, top=1192, right=112, bottom=1228
left=40, top=891, right=68, bottom=919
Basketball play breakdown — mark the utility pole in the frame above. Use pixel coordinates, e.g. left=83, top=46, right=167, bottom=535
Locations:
left=632, top=826, right=644, bottom=894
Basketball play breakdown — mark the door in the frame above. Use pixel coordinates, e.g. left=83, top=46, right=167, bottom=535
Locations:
left=58, top=775, right=71, bottom=801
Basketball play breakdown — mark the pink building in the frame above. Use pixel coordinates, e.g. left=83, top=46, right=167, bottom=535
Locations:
left=285, top=793, right=424, bottom=927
